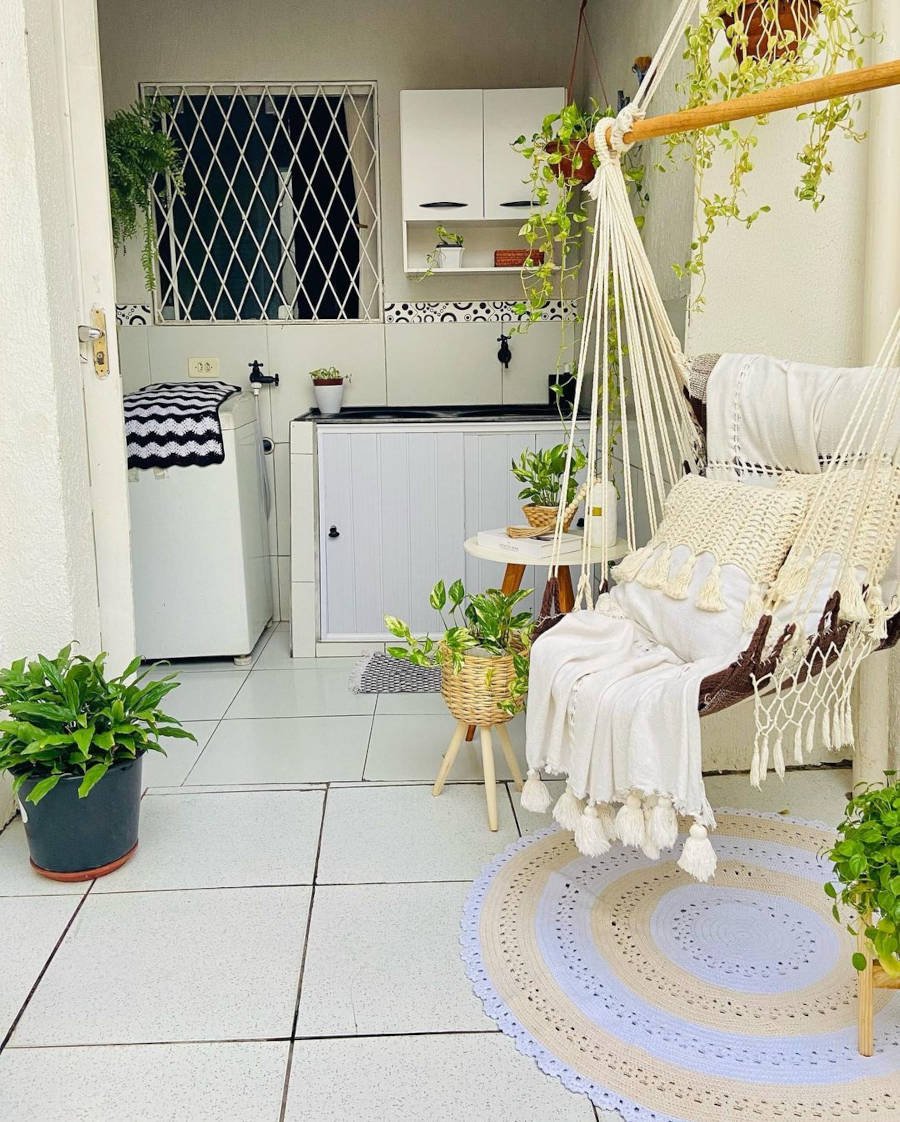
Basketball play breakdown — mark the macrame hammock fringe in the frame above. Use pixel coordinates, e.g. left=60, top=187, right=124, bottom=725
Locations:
left=523, top=0, right=900, bottom=879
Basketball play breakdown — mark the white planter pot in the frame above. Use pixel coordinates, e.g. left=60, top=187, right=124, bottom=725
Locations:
left=313, top=382, right=345, bottom=416
left=436, top=245, right=464, bottom=269
left=588, top=480, right=618, bottom=548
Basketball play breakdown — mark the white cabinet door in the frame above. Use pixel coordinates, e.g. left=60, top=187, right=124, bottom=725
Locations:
left=400, top=89, right=484, bottom=222
left=483, top=88, right=565, bottom=221
left=318, top=429, right=467, bottom=640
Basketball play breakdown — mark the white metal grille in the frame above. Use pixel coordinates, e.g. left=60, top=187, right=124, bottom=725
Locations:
left=142, top=82, right=382, bottom=323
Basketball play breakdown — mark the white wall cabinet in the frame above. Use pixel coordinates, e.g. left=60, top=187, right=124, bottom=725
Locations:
left=315, top=424, right=562, bottom=641
left=400, top=86, right=564, bottom=273
left=400, top=89, right=485, bottom=222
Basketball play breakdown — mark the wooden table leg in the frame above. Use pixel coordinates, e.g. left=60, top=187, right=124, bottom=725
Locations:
left=557, top=565, right=575, bottom=613
left=501, top=563, right=526, bottom=595
left=858, top=919, right=874, bottom=1057
left=496, top=723, right=523, bottom=790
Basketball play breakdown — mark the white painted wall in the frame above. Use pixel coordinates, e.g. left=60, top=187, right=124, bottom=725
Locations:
left=0, top=0, right=103, bottom=824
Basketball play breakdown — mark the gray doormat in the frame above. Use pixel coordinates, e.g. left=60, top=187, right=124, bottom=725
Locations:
left=350, top=651, right=441, bottom=694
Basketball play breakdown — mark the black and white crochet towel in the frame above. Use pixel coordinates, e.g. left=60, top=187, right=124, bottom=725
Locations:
left=124, top=381, right=241, bottom=470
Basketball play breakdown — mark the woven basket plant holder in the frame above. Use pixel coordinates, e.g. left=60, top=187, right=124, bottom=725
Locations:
left=439, top=647, right=524, bottom=726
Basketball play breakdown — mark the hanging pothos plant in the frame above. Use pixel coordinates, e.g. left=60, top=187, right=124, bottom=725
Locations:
left=511, top=100, right=649, bottom=324
left=106, top=98, right=184, bottom=293
left=669, top=0, right=872, bottom=305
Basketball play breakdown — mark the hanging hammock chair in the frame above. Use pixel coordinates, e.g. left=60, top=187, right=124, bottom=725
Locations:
left=521, top=0, right=900, bottom=879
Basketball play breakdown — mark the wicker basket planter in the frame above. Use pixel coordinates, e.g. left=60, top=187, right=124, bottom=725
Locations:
left=440, top=647, right=525, bottom=726
left=523, top=504, right=575, bottom=535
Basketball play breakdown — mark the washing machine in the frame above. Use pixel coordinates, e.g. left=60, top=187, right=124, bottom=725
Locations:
left=129, top=391, right=274, bottom=660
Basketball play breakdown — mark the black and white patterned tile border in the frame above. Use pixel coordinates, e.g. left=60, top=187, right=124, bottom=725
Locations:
left=116, top=304, right=152, bottom=326
left=384, top=300, right=576, bottom=324
left=115, top=300, right=576, bottom=326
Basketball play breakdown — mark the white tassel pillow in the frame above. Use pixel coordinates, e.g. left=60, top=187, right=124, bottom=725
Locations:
left=609, top=474, right=809, bottom=663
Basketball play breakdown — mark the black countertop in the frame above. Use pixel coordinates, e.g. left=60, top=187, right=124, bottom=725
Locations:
left=294, top=404, right=565, bottom=424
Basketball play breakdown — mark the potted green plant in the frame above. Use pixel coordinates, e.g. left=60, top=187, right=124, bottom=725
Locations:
left=512, top=101, right=649, bottom=323
left=106, top=97, right=184, bottom=293
left=668, top=0, right=870, bottom=305
left=825, top=775, right=900, bottom=979
left=310, top=367, right=350, bottom=416
left=511, top=442, right=588, bottom=533
left=385, top=580, right=534, bottom=721
left=0, top=647, right=194, bottom=881
left=425, top=225, right=465, bottom=271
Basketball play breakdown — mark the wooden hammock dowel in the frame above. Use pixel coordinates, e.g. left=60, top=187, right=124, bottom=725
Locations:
left=590, top=58, right=900, bottom=147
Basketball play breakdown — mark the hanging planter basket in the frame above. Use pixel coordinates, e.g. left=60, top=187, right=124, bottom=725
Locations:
left=722, top=0, right=822, bottom=62
left=440, top=647, right=525, bottom=726
left=544, top=138, right=596, bottom=184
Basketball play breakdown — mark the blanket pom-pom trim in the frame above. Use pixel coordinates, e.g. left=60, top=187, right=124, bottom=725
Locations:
left=677, top=822, right=717, bottom=882
left=697, top=562, right=726, bottom=612
left=615, top=793, right=646, bottom=847
left=612, top=545, right=651, bottom=584
left=520, top=770, right=551, bottom=814
left=553, top=787, right=584, bottom=831
left=637, top=547, right=671, bottom=591
left=648, top=794, right=678, bottom=851
left=664, top=553, right=696, bottom=600
left=575, top=802, right=612, bottom=858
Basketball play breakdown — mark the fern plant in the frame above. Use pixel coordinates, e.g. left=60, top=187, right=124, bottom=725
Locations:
left=106, top=98, right=184, bottom=293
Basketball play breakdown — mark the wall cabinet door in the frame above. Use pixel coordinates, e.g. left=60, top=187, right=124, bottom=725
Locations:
left=482, top=87, right=565, bottom=220
left=400, top=89, right=484, bottom=222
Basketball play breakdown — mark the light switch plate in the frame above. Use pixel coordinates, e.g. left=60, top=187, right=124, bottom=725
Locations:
left=188, top=356, right=221, bottom=379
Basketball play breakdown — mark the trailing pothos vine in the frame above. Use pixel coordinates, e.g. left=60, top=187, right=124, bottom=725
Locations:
left=106, top=98, right=184, bottom=292
left=669, top=0, right=873, bottom=306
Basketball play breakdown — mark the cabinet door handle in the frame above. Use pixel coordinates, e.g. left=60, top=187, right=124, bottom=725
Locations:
left=328, top=525, right=340, bottom=539
left=500, top=200, right=533, bottom=208
left=419, top=201, right=468, bottom=208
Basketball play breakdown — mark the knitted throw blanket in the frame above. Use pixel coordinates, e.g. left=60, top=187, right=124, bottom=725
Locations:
left=124, top=381, right=240, bottom=470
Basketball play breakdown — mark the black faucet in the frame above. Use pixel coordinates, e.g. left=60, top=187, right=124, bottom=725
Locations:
left=249, top=359, right=279, bottom=387
left=497, top=334, right=512, bottom=369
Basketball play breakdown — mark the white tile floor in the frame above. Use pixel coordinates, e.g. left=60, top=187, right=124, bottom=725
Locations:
left=0, top=623, right=854, bottom=1122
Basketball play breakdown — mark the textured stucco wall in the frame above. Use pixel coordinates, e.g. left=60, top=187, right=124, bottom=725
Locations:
left=0, top=1, right=102, bottom=824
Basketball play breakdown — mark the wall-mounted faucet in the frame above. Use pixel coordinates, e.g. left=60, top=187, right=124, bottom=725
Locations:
left=497, top=334, right=512, bottom=369
left=248, top=359, right=279, bottom=387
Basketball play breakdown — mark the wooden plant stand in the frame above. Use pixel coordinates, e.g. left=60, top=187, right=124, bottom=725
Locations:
left=857, top=922, right=900, bottom=1056
left=432, top=719, right=523, bottom=832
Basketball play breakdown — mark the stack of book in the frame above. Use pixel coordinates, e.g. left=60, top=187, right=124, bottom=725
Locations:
left=475, top=528, right=584, bottom=561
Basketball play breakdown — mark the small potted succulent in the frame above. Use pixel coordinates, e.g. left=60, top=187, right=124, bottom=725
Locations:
left=0, top=646, right=194, bottom=880
left=511, top=442, right=587, bottom=534
left=826, top=775, right=900, bottom=979
left=310, top=367, right=349, bottom=416
left=385, top=580, right=534, bottom=722
left=426, top=225, right=465, bottom=271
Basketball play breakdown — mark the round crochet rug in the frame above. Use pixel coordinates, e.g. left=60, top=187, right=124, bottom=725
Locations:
left=461, top=811, right=900, bottom=1121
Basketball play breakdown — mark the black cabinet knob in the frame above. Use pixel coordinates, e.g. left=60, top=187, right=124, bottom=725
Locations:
left=328, top=525, right=340, bottom=539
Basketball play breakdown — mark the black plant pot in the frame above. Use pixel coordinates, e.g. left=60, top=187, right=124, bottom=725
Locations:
left=16, top=755, right=143, bottom=882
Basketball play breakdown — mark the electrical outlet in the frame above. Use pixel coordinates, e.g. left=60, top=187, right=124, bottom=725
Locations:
left=188, top=356, right=221, bottom=379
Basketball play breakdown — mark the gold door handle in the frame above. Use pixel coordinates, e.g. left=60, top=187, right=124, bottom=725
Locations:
left=78, top=307, right=109, bottom=378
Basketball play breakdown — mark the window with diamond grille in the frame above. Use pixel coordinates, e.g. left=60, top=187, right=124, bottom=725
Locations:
left=142, top=83, right=382, bottom=323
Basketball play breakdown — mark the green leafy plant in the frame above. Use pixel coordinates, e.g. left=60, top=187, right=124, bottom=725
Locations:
left=309, top=367, right=347, bottom=385
left=435, top=225, right=464, bottom=247
left=825, top=774, right=900, bottom=976
left=106, top=98, right=184, bottom=293
left=512, top=100, right=649, bottom=323
left=0, top=646, right=195, bottom=804
left=385, top=580, right=534, bottom=715
left=511, top=443, right=587, bottom=508
left=669, top=0, right=871, bottom=306
left=423, top=225, right=466, bottom=275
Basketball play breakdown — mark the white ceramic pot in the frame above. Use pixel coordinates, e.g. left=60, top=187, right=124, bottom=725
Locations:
left=313, top=382, right=344, bottom=416
left=436, top=245, right=464, bottom=269
left=588, top=479, right=619, bottom=548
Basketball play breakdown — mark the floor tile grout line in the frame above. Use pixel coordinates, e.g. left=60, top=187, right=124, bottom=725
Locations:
left=279, top=783, right=330, bottom=1122
left=2, top=1027, right=503, bottom=1053
left=0, top=881, right=97, bottom=1054
left=504, top=780, right=524, bottom=838
left=359, top=705, right=378, bottom=782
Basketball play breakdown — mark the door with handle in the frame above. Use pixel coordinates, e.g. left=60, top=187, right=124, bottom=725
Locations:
left=400, top=89, right=484, bottom=221
left=483, top=87, right=566, bottom=220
